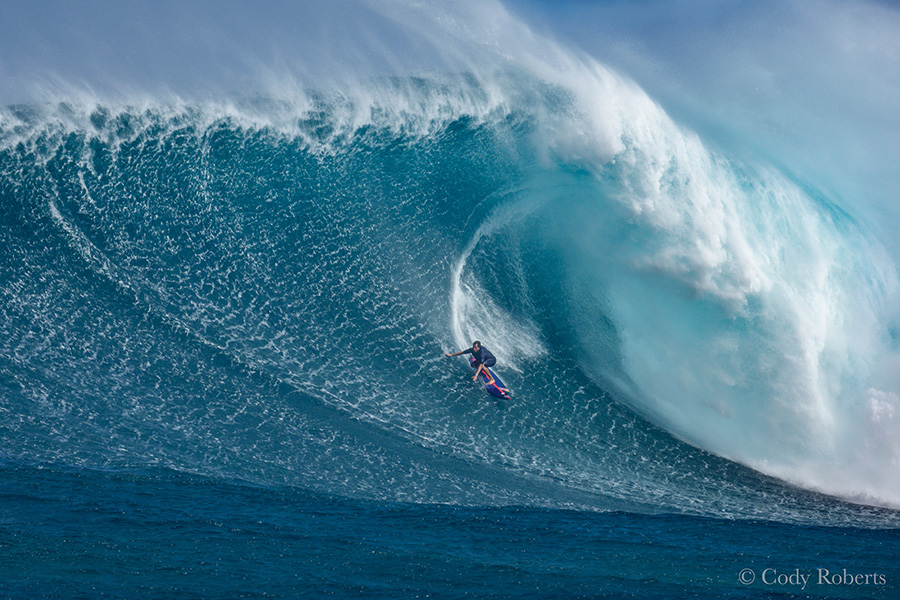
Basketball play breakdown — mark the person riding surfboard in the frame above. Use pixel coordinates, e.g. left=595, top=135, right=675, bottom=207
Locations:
left=445, top=341, right=496, bottom=382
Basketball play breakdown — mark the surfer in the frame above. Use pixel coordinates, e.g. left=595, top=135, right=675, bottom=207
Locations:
left=445, top=341, right=496, bottom=381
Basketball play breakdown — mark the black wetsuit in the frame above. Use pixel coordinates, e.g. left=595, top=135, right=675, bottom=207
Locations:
left=463, top=345, right=496, bottom=368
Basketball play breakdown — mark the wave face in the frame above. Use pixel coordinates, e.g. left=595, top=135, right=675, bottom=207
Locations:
left=2, top=0, right=900, bottom=523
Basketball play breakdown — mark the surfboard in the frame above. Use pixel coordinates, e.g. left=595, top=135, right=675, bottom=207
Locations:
left=470, top=357, right=511, bottom=400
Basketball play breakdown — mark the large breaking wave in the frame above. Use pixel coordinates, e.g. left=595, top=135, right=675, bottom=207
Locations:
left=2, top=0, right=900, bottom=523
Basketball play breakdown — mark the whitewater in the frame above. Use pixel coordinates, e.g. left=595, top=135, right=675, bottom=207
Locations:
left=2, top=0, right=899, bottom=598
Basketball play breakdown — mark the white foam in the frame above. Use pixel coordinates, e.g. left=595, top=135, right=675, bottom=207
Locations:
left=450, top=195, right=548, bottom=372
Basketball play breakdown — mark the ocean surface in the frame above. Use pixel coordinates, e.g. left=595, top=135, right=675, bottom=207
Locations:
left=2, top=1, right=900, bottom=598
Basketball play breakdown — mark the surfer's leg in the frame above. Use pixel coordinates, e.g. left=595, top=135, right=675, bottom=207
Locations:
left=473, top=361, right=484, bottom=380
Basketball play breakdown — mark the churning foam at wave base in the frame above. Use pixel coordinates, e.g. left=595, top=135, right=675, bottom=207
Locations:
left=575, top=142, right=900, bottom=506
left=564, top=105, right=900, bottom=505
left=408, top=0, right=900, bottom=507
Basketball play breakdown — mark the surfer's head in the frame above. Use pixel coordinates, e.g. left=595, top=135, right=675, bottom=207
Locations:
left=472, top=341, right=481, bottom=350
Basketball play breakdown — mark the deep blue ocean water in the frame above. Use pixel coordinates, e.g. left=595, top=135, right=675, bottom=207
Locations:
left=3, top=463, right=898, bottom=599
left=3, top=1, right=900, bottom=598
